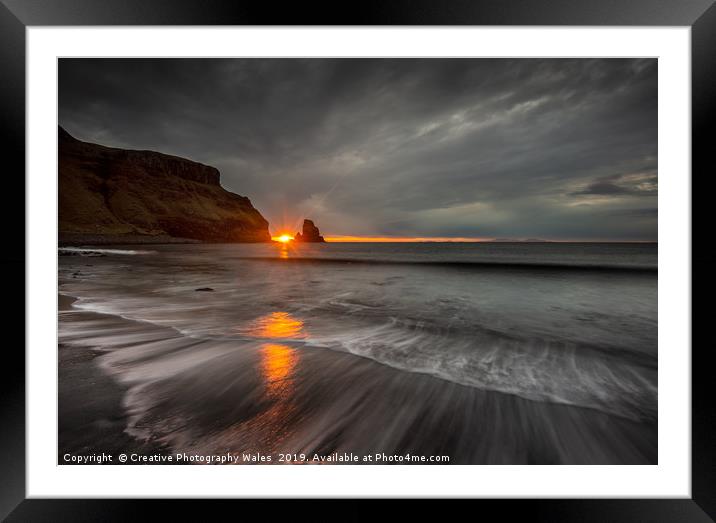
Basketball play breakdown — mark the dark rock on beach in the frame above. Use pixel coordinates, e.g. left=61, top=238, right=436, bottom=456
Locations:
left=195, top=287, right=215, bottom=292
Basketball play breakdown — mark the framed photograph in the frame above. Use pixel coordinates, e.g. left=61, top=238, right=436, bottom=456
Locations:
left=3, top=0, right=713, bottom=519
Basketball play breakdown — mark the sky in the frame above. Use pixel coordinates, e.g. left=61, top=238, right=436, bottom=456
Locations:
left=59, top=58, right=657, bottom=241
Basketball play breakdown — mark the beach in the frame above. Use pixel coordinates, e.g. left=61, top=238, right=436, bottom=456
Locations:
left=59, top=295, right=170, bottom=463
left=58, top=242, right=657, bottom=464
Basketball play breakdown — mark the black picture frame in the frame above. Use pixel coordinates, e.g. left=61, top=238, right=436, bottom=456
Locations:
left=2, top=0, right=713, bottom=520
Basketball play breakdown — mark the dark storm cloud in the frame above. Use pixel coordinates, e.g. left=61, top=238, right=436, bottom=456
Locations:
left=572, top=172, right=658, bottom=196
left=59, top=58, right=657, bottom=240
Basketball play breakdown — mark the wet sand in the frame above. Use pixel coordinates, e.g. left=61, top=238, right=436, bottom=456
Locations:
left=58, top=294, right=170, bottom=463
left=58, top=296, right=656, bottom=465
left=59, top=294, right=76, bottom=311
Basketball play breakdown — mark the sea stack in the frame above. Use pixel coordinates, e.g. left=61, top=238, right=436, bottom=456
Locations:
left=294, top=219, right=326, bottom=243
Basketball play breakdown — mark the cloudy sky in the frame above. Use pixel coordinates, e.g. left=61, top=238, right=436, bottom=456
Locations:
left=59, top=58, right=657, bottom=241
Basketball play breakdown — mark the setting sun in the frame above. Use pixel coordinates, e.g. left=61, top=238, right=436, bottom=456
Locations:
left=273, top=234, right=294, bottom=243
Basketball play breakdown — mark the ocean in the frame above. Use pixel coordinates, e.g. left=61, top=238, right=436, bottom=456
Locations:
left=58, top=242, right=657, bottom=464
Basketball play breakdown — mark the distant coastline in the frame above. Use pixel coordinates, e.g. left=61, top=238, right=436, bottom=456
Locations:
left=58, top=233, right=658, bottom=248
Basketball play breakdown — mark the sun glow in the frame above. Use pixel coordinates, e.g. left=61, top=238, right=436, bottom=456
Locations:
left=273, top=234, right=294, bottom=243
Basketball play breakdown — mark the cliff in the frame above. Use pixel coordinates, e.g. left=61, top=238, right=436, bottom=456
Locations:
left=294, top=219, right=325, bottom=243
left=58, top=127, right=271, bottom=242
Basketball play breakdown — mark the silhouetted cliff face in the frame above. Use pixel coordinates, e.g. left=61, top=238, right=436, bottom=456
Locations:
left=294, top=219, right=325, bottom=243
left=58, top=127, right=271, bottom=242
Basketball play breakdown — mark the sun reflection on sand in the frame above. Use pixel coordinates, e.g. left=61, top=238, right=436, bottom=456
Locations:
left=251, top=317, right=302, bottom=447
left=251, top=311, right=303, bottom=396
left=260, top=343, right=298, bottom=399
left=214, top=311, right=307, bottom=452
left=197, top=313, right=305, bottom=456
left=248, top=311, right=305, bottom=339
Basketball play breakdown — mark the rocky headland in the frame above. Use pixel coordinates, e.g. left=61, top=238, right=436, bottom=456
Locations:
left=59, top=126, right=271, bottom=244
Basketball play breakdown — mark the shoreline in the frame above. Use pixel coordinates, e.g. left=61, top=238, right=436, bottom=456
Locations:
left=58, top=293, right=77, bottom=311
left=57, top=294, right=657, bottom=465
left=59, top=233, right=202, bottom=247
left=58, top=293, right=172, bottom=464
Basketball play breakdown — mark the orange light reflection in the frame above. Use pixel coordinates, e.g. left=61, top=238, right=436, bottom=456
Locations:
left=204, top=311, right=306, bottom=455
left=248, top=311, right=305, bottom=339
left=260, top=343, right=298, bottom=399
